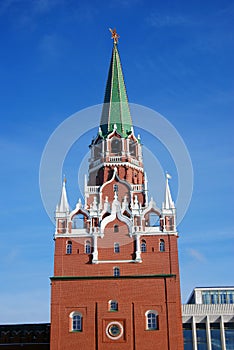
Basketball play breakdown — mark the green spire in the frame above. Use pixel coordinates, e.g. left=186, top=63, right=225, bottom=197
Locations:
left=100, top=40, right=133, bottom=138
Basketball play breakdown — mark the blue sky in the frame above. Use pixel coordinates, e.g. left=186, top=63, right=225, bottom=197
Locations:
left=0, top=0, right=233, bottom=323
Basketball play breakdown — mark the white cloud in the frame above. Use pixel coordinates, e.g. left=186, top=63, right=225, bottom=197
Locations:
left=38, top=33, right=69, bottom=64
left=181, top=226, right=234, bottom=245
left=38, top=34, right=61, bottom=59
left=0, top=0, right=63, bottom=30
left=3, top=248, right=20, bottom=264
left=187, top=248, right=206, bottom=263
left=0, top=0, right=58, bottom=16
left=109, top=0, right=142, bottom=8
left=0, top=0, right=18, bottom=15
left=0, top=289, right=50, bottom=324
left=147, top=13, right=191, bottom=28
left=32, top=0, right=61, bottom=14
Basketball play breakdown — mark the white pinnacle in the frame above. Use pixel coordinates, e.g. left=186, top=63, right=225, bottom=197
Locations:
left=163, top=173, right=175, bottom=209
left=57, top=178, right=70, bottom=212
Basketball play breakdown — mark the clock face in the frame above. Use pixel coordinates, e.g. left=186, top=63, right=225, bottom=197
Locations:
left=106, top=321, right=123, bottom=340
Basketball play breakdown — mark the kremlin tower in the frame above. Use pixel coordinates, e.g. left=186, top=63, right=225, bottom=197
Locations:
left=50, top=29, right=183, bottom=350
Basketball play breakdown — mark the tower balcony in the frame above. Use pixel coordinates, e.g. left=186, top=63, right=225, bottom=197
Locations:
left=109, top=156, right=122, bottom=162
left=71, top=226, right=101, bottom=234
left=130, top=158, right=140, bottom=166
left=133, top=225, right=162, bottom=234
left=132, top=184, right=143, bottom=192
left=89, top=155, right=143, bottom=170
left=86, top=186, right=99, bottom=194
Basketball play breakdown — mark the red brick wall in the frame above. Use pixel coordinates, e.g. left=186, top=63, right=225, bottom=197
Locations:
left=54, top=235, right=180, bottom=276
left=51, top=277, right=183, bottom=350
left=51, top=234, right=183, bottom=349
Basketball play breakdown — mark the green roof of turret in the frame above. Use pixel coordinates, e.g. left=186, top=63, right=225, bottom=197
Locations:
left=100, top=31, right=133, bottom=138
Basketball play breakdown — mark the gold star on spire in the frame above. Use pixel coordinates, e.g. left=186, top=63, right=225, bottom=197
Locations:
left=109, top=28, right=120, bottom=44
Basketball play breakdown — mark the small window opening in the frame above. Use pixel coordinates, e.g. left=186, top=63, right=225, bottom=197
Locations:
left=66, top=241, right=72, bottom=254
left=146, top=311, right=158, bottom=330
left=85, top=240, right=91, bottom=254
left=114, top=243, right=120, bottom=253
left=159, top=239, right=165, bottom=252
left=109, top=300, right=118, bottom=311
left=141, top=240, right=147, bottom=252
left=113, top=267, right=120, bottom=277
left=71, top=313, right=82, bottom=332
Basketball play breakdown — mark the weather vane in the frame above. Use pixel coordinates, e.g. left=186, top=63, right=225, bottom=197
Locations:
left=109, top=28, right=120, bottom=44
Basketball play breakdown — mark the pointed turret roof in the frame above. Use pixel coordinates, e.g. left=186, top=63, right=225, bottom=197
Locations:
left=57, top=178, right=69, bottom=212
left=163, top=173, right=175, bottom=210
left=100, top=31, right=133, bottom=138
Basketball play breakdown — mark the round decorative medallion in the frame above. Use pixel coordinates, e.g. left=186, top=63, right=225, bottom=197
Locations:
left=106, top=321, right=123, bottom=340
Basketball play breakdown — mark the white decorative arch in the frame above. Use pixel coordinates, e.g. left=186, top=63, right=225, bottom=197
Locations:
left=99, top=167, right=132, bottom=194
left=69, top=311, right=82, bottom=318
left=69, top=199, right=90, bottom=221
left=106, top=125, right=122, bottom=140
left=142, top=197, right=161, bottom=218
left=100, top=206, right=133, bottom=233
left=145, top=309, right=158, bottom=316
left=127, top=130, right=138, bottom=143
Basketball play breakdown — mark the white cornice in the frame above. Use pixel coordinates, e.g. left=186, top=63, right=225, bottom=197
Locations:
left=94, top=259, right=138, bottom=264
left=89, top=161, right=144, bottom=174
left=139, top=230, right=178, bottom=236
left=54, top=232, right=93, bottom=239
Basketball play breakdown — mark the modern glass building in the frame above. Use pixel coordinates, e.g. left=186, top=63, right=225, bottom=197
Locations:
left=183, top=287, right=234, bottom=350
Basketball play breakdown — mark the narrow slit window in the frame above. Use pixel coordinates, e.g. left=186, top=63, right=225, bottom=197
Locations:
left=66, top=241, right=72, bottom=254
left=159, top=239, right=165, bottom=252
left=85, top=240, right=91, bottom=254
left=141, top=240, right=147, bottom=252
left=114, top=243, right=120, bottom=253
left=113, top=267, right=120, bottom=277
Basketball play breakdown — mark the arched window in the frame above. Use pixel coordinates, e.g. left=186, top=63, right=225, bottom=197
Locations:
left=114, top=243, right=120, bottom=253
left=70, top=312, right=82, bottom=332
left=72, top=214, right=84, bottom=229
left=113, top=267, right=120, bottom=277
left=109, top=300, right=118, bottom=311
left=129, top=139, right=137, bottom=157
left=148, top=213, right=160, bottom=227
left=146, top=310, right=158, bottom=330
left=141, top=240, right=147, bottom=252
left=159, top=239, right=165, bottom=252
left=94, top=142, right=102, bottom=159
left=111, top=137, right=121, bottom=154
left=58, top=219, right=66, bottom=233
left=114, top=224, right=119, bottom=233
left=85, top=240, right=91, bottom=254
left=66, top=241, right=72, bottom=254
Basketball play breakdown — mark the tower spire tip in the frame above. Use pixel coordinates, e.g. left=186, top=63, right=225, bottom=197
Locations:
left=63, top=174, right=67, bottom=184
left=109, top=28, right=120, bottom=44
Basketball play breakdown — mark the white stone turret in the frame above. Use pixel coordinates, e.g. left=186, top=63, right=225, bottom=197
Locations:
left=161, top=173, right=176, bottom=232
left=55, top=178, right=70, bottom=234
left=163, top=173, right=175, bottom=210
left=144, top=172, right=149, bottom=207
left=57, top=178, right=70, bottom=214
